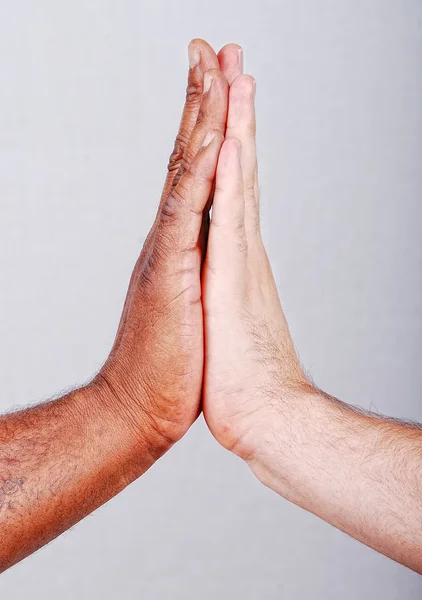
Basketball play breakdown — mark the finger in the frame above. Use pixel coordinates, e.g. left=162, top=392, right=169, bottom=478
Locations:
left=226, top=74, right=259, bottom=237
left=114, top=41, right=220, bottom=348
left=171, top=68, right=229, bottom=190
left=217, top=43, right=243, bottom=84
left=131, top=41, right=219, bottom=300
left=161, top=39, right=220, bottom=204
left=156, top=131, right=225, bottom=259
left=208, top=138, right=247, bottom=268
left=179, top=66, right=228, bottom=238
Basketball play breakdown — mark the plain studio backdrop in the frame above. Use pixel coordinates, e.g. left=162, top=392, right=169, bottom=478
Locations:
left=0, top=1, right=421, bottom=598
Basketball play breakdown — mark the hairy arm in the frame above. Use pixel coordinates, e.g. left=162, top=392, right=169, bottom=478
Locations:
left=247, top=388, right=422, bottom=573
left=0, top=383, right=162, bottom=572
left=0, top=38, right=240, bottom=572
left=202, top=63, right=422, bottom=573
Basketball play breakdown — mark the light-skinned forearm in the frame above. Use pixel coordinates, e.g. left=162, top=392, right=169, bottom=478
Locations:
left=246, top=390, right=422, bottom=573
left=0, top=381, right=166, bottom=572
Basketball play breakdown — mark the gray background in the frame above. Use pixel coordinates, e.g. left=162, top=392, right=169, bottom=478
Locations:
left=0, top=0, right=421, bottom=598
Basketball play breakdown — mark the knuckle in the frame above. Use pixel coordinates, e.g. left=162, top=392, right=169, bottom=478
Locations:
left=195, top=106, right=207, bottom=128
left=245, top=181, right=257, bottom=196
left=233, top=218, right=246, bottom=233
left=182, top=145, right=197, bottom=169
left=167, top=133, right=189, bottom=173
left=185, top=156, right=199, bottom=179
left=230, top=218, right=248, bottom=249
left=167, top=153, right=182, bottom=174
left=250, top=213, right=261, bottom=235
left=160, top=193, right=183, bottom=225
left=172, top=180, right=202, bottom=215
left=185, top=81, right=202, bottom=104
left=184, top=160, right=211, bottom=192
left=237, top=232, right=248, bottom=254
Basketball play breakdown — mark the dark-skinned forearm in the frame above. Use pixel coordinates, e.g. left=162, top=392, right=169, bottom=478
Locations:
left=0, top=381, right=167, bottom=572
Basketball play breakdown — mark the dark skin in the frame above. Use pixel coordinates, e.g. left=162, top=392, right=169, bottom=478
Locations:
left=98, top=42, right=230, bottom=448
left=1, top=39, right=421, bottom=575
left=0, top=39, right=242, bottom=572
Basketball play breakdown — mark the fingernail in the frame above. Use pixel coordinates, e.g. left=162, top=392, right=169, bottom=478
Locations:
left=203, top=71, right=213, bottom=93
left=238, top=47, right=244, bottom=73
left=252, top=78, right=256, bottom=98
left=188, top=43, right=200, bottom=68
left=202, top=131, right=215, bottom=148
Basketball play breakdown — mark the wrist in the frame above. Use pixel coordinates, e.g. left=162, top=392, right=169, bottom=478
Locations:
left=245, top=385, right=390, bottom=511
left=78, top=375, right=173, bottom=481
left=244, top=385, right=344, bottom=503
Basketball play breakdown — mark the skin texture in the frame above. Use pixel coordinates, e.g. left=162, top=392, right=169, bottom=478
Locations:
left=1, top=39, right=421, bottom=575
left=98, top=40, right=229, bottom=446
left=201, top=68, right=422, bottom=574
left=0, top=40, right=241, bottom=572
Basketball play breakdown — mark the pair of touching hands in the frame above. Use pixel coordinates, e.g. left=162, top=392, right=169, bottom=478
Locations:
left=97, top=39, right=306, bottom=461
left=1, top=39, right=420, bottom=575
left=92, top=40, right=421, bottom=574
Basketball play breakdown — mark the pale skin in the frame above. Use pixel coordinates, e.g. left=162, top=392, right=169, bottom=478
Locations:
left=0, top=40, right=421, bottom=575
left=201, top=67, right=422, bottom=574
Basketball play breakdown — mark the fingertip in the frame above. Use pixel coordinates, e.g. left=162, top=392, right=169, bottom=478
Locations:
left=218, top=42, right=242, bottom=51
left=230, top=74, right=256, bottom=97
left=189, top=37, right=209, bottom=48
left=188, top=38, right=219, bottom=70
left=218, top=43, right=244, bottom=84
left=217, top=42, right=243, bottom=60
left=188, top=41, right=201, bottom=68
